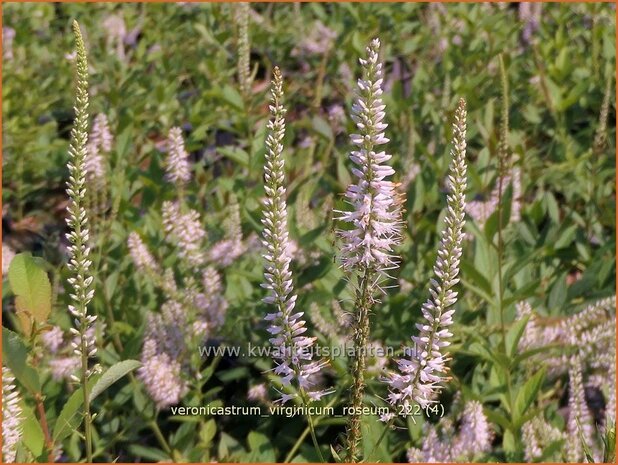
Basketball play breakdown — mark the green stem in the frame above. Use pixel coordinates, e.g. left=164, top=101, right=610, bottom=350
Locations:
left=148, top=418, right=173, bottom=457
left=81, top=340, right=93, bottom=462
left=496, top=173, right=514, bottom=410
left=345, top=267, right=372, bottom=462
left=285, top=420, right=312, bottom=463
left=284, top=396, right=338, bottom=463
left=497, top=174, right=506, bottom=352
left=307, top=409, right=326, bottom=463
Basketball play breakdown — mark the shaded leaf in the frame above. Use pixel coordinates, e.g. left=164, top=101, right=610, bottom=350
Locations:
left=90, top=360, right=141, bottom=401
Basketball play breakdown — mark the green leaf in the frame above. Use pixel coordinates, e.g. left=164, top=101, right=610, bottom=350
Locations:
left=512, top=367, right=546, bottom=427
left=502, top=428, right=516, bottom=454
left=220, top=85, right=244, bottom=111
left=199, top=419, right=217, bottom=446
left=484, top=409, right=512, bottom=432
left=512, top=344, right=561, bottom=366
left=602, top=421, right=616, bottom=463
left=246, top=431, right=275, bottom=462
left=21, top=404, right=44, bottom=457
left=505, top=314, right=530, bottom=358
left=2, top=327, right=40, bottom=394
left=548, top=273, right=567, bottom=311
left=297, top=256, right=332, bottom=288
left=218, top=146, right=249, bottom=166
left=312, top=116, right=333, bottom=141
left=460, top=259, right=493, bottom=297
left=128, top=444, right=171, bottom=462
left=52, top=375, right=101, bottom=442
left=362, top=415, right=391, bottom=462
left=90, top=360, right=141, bottom=401
left=8, top=253, right=52, bottom=335
left=53, top=385, right=86, bottom=442
left=330, top=444, right=343, bottom=463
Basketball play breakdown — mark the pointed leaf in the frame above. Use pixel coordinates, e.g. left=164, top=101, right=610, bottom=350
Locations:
left=8, top=253, right=51, bottom=335
left=2, top=327, right=40, bottom=393
left=513, top=367, right=546, bottom=427
left=90, top=360, right=141, bottom=401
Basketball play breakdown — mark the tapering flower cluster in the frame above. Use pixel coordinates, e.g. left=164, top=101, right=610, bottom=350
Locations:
left=85, top=113, right=113, bottom=184
left=567, top=356, right=596, bottom=462
left=593, top=77, right=612, bottom=155
left=407, top=400, right=492, bottom=463
left=234, top=2, right=251, bottom=98
left=102, top=14, right=127, bottom=61
left=49, top=356, right=81, bottom=382
left=337, top=38, right=402, bottom=276
left=128, top=232, right=159, bottom=274
left=2, top=367, right=23, bottom=463
left=518, top=296, right=615, bottom=432
left=41, top=326, right=65, bottom=353
left=165, top=127, right=191, bottom=187
left=138, top=340, right=187, bottom=410
left=387, top=99, right=467, bottom=409
left=247, top=383, right=268, bottom=403
left=517, top=296, right=616, bottom=373
left=521, top=415, right=565, bottom=462
left=66, top=21, right=99, bottom=381
left=291, top=20, right=337, bottom=57
left=138, top=303, right=189, bottom=409
left=261, top=67, right=329, bottom=404
left=162, top=201, right=206, bottom=267
left=451, top=401, right=493, bottom=460
left=606, top=357, right=616, bottom=424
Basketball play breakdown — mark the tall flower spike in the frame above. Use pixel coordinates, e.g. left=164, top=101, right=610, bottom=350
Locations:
left=165, top=127, right=191, bottom=187
left=337, top=38, right=402, bottom=277
left=521, top=415, right=565, bottom=462
left=593, top=76, right=612, bottom=156
left=2, top=367, right=23, bottom=463
left=340, top=38, right=402, bottom=462
left=262, top=67, right=329, bottom=404
left=235, top=2, right=251, bottom=99
left=128, top=231, right=159, bottom=274
left=162, top=201, right=206, bottom=267
left=567, top=356, right=595, bottom=462
left=66, top=21, right=99, bottom=462
left=386, top=98, right=467, bottom=409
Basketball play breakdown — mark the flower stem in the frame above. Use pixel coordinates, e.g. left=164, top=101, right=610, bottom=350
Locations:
left=307, top=408, right=326, bottom=463
left=345, top=267, right=372, bottom=462
left=148, top=419, right=173, bottom=458
left=34, top=392, right=54, bottom=460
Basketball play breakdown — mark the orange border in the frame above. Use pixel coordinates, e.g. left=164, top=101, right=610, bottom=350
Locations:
left=0, top=1, right=616, bottom=464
